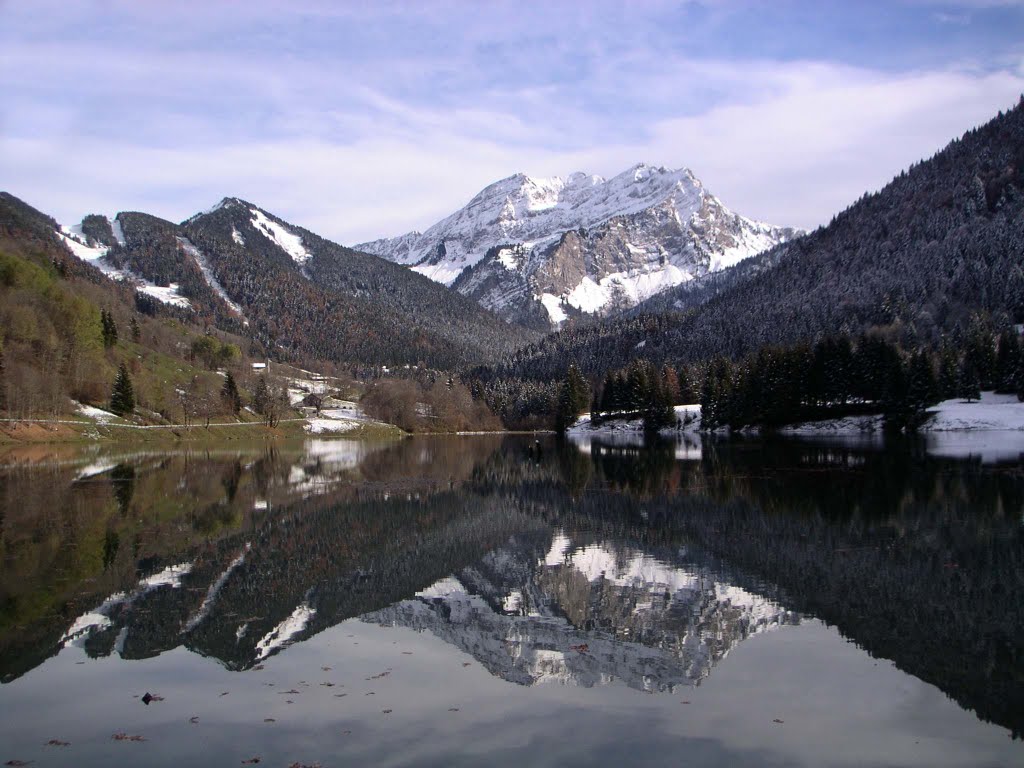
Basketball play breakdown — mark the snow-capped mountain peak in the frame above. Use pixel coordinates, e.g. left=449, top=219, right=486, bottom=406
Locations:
left=356, top=164, right=801, bottom=328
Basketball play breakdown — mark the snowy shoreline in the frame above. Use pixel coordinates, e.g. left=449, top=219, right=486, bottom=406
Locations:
left=568, top=393, right=1024, bottom=439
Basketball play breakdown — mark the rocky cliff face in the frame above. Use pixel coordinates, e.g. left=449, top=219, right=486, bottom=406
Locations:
left=358, top=164, right=800, bottom=327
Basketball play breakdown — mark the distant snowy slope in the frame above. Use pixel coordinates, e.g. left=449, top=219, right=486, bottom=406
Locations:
left=358, top=164, right=800, bottom=327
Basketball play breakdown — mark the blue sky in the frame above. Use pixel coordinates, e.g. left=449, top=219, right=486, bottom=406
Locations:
left=2, top=0, right=1022, bottom=243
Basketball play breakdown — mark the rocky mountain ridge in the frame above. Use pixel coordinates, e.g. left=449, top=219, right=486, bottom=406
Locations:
left=357, top=163, right=801, bottom=327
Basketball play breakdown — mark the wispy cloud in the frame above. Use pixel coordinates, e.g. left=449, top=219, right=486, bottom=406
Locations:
left=1, top=1, right=1022, bottom=242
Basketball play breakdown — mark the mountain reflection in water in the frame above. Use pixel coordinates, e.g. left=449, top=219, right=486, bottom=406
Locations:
left=0, top=433, right=1022, bottom=743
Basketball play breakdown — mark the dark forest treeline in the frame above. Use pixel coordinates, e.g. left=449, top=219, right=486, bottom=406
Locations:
left=699, top=325, right=1024, bottom=430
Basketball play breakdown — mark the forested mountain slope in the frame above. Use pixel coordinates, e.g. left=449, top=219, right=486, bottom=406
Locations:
left=490, top=98, right=1024, bottom=382
left=181, top=199, right=536, bottom=367
left=7, top=193, right=538, bottom=371
left=0, top=193, right=254, bottom=421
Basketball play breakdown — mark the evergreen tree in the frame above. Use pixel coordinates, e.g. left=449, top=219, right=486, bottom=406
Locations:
left=599, top=371, right=618, bottom=414
left=253, top=376, right=270, bottom=415
left=677, top=366, right=698, bottom=405
left=964, top=321, right=996, bottom=390
left=643, top=369, right=675, bottom=433
left=130, top=316, right=141, bottom=344
left=221, top=371, right=242, bottom=415
left=625, top=361, right=650, bottom=412
left=995, top=331, right=1020, bottom=393
left=957, top=359, right=981, bottom=403
left=907, top=350, right=939, bottom=415
left=101, top=309, right=118, bottom=348
left=660, top=364, right=681, bottom=405
left=937, top=341, right=959, bottom=400
left=555, top=363, right=590, bottom=433
left=110, top=363, right=135, bottom=416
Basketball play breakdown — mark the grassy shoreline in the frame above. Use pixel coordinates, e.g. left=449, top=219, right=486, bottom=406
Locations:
left=0, top=416, right=403, bottom=444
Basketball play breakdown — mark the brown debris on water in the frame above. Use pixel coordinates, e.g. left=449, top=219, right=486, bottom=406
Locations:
left=45, top=740, right=70, bottom=747
left=6, top=760, right=34, bottom=766
left=141, top=692, right=164, bottom=705
left=189, top=717, right=200, bottom=725
left=112, top=732, right=146, bottom=742
left=241, top=758, right=261, bottom=765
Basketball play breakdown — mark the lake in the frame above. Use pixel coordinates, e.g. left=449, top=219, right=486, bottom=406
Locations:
left=1, top=433, right=1022, bottom=767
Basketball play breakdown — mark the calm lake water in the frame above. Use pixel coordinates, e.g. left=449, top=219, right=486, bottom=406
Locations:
left=1, top=433, right=1022, bottom=767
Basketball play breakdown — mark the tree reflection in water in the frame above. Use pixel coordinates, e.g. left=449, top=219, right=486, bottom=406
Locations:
left=0, top=433, right=1021, bottom=736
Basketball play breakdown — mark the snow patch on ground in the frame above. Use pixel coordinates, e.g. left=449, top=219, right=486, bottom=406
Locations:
left=304, top=417, right=361, bottom=434
left=137, top=281, right=191, bottom=309
left=59, top=226, right=191, bottom=309
left=176, top=236, right=245, bottom=318
left=75, top=402, right=118, bottom=423
left=410, top=261, right=465, bottom=285
left=250, top=207, right=312, bottom=265
left=109, top=216, right=126, bottom=246
left=923, top=392, right=1024, bottom=431
left=539, top=293, right=567, bottom=324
